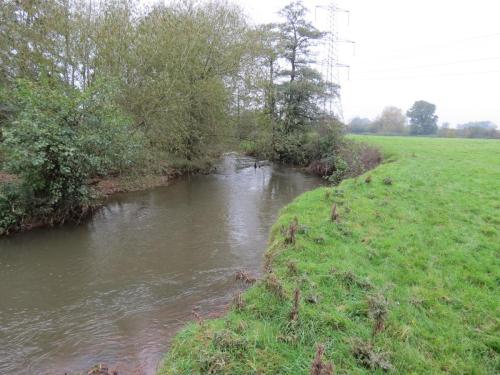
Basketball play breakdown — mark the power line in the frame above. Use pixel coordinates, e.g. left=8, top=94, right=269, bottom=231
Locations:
left=355, top=56, right=500, bottom=74
left=350, top=68, right=500, bottom=81
left=428, top=32, right=500, bottom=46
left=369, top=32, right=500, bottom=60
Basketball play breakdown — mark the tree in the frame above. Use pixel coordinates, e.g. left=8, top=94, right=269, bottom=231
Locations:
left=276, top=1, right=326, bottom=133
left=0, top=0, right=68, bottom=84
left=256, top=23, right=281, bottom=121
left=407, top=100, right=438, bottom=135
left=348, top=117, right=372, bottom=133
left=373, top=106, right=406, bottom=134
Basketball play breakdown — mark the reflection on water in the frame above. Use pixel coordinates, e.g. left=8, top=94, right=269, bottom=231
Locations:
left=0, top=154, right=321, bottom=375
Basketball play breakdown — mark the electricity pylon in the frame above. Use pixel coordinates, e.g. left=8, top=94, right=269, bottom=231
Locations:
left=316, top=1, right=354, bottom=122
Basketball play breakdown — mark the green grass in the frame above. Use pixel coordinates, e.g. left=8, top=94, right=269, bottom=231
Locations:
left=158, top=136, right=500, bottom=374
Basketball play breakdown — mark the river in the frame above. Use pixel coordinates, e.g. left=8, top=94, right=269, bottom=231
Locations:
left=0, top=154, right=322, bottom=374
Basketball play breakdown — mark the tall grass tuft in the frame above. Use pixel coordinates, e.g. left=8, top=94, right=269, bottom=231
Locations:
left=368, top=294, right=389, bottom=335
left=284, top=217, right=299, bottom=245
left=289, top=288, right=301, bottom=322
left=265, top=273, right=286, bottom=299
left=310, top=344, right=334, bottom=375
left=330, top=203, right=339, bottom=222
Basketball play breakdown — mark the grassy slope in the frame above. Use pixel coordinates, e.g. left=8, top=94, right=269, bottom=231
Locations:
left=158, top=136, right=500, bottom=374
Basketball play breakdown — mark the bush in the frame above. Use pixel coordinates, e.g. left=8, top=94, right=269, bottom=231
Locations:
left=0, top=78, right=146, bottom=233
left=242, top=116, right=381, bottom=184
left=306, top=136, right=382, bottom=184
left=273, top=131, right=312, bottom=165
left=273, top=117, right=346, bottom=166
left=239, top=133, right=274, bottom=160
left=0, top=183, right=23, bottom=235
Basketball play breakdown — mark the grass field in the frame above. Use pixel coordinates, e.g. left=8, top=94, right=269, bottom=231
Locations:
left=158, top=136, right=500, bottom=374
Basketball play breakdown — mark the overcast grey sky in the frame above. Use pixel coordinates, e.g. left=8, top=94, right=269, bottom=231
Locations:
left=235, top=0, right=500, bottom=126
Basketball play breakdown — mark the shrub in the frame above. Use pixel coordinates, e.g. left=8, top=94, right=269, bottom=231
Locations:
left=273, top=131, right=312, bottom=165
left=239, top=134, right=274, bottom=160
left=0, top=78, right=146, bottom=233
left=0, top=182, right=24, bottom=235
left=240, top=116, right=381, bottom=184
left=306, top=140, right=381, bottom=184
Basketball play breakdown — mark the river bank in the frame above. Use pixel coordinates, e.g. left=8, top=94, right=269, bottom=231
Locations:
left=0, top=172, right=174, bottom=236
left=0, top=159, right=216, bottom=236
left=158, top=136, right=499, bottom=374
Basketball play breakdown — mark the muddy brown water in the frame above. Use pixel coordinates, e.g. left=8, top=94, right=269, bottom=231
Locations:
left=0, top=154, right=322, bottom=375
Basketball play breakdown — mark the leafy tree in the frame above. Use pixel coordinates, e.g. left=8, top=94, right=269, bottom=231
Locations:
left=373, top=106, right=407, bottom=134
left=249, top=1, right=338, bottom=164
left=236, top=1, right=354, bottom=170
left=0, top=0, right=67, bottom=84
left=252, top=23, right=281, bottom=121
left=407, top=100, right=438, bottom=135
left=276, top=1, right=326, bottom=133
left=108, top=1, right=248, bottom=162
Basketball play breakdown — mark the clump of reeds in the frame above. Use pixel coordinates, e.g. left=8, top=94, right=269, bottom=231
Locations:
left=235, top=270, right=256, bottom=284
left=192, top=309, right=204, bottom=326
left=310, top=344, right=334, bottom=375
left=265, top=273, right=286, bottom=299
left=285, top=217, right=299, bottom=245
left=233, top=292, right=245, bottom=311
left=352, top=339, right=392, bottom=371
left=264, top=252, right=274, bottom=273
left=368, top=294, right=389, bottom=335
left=289, top=288, right=301, bottom=322
left=330, top=203, right=339, bottom=222
left=287, top=260, right=299, bottom=276
left=87, top=363, right=118, bottom=375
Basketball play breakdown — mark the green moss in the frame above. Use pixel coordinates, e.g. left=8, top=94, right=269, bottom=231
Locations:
left=158, top=136, right=500, bottom=374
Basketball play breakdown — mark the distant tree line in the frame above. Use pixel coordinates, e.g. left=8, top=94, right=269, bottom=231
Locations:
left=348, top=100, right=498, bottom=139
left=438, top=121, right=499, bottom=139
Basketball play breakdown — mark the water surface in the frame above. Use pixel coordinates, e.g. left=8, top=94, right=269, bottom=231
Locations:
left=0, top=155, right=321, bottom=374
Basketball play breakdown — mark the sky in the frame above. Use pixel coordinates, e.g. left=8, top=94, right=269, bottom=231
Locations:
left=234, top=0, right=500, bottom=127
left=143, top=0, right=500, bottom=127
